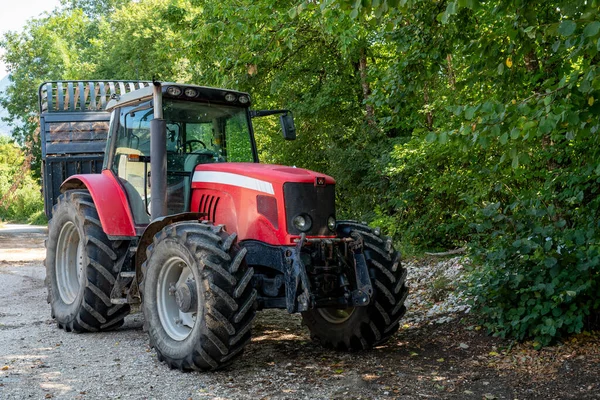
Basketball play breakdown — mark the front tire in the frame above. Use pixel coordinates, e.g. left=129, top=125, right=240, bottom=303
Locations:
left=45, top=190, right=131, bottom=332
left=302, top=221, right=408, bottom=350
left=141, top=222, right=256, bottom=371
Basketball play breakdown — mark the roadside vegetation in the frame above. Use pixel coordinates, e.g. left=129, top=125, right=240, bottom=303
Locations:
left=0, top=0, right=598, bottom=347
left=0, top=137, right=45, bottom=225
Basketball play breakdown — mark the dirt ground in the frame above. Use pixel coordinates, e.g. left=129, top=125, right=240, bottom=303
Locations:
left=0, top=225, right=599, bottom=399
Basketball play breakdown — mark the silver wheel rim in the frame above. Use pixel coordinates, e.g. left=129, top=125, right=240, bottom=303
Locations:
left=56, top=221, right=85, bottom=305
left=317, top=307, right=355, bottom=324
left=157, top=256, right=197, bottom=341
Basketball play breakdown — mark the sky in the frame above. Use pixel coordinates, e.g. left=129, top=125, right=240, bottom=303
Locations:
left=0, top=0, right=63, bottom=76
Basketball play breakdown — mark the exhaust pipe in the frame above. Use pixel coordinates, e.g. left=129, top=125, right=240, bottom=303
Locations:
left=150, top=81, right=167, bottom=220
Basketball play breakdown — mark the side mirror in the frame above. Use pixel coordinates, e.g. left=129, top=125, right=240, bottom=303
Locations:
left=280, top=113, right=296, bottom=140
left=250, top=109, right=296, bottom=140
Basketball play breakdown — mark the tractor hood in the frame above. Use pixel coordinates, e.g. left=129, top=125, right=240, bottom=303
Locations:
left=192, top=162, right=336, bottom=188
left=190, top=162, right=336, bottom=244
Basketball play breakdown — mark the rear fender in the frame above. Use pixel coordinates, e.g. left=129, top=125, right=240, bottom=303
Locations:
left=60, top=170, right=137, bottom=238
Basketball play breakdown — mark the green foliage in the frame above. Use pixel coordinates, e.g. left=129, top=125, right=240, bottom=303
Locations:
left=0, top=137, right=45, bottom=223
left=468, top=200, right=600, bottom=347
left=371, top=138, right=495, bottom=251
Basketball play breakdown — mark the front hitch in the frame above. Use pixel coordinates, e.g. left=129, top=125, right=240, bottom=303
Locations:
left=284, top=233, right=374, bottom=313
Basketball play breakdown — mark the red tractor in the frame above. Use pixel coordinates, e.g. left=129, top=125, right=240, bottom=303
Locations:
left=39, top=80, right=408, bottom=370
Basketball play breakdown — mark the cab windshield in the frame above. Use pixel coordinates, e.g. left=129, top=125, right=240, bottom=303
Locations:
left=110, top=99, right=254, bottom=223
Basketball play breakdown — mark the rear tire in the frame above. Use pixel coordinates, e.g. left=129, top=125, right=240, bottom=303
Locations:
left=140, top=222, right=256, bottom=371
left=45, top=190, right=131, bottom=332
left=302, top=221, right=408, bottom=350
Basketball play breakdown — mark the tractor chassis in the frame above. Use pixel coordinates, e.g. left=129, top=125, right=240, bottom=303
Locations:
left=242, top=233, right=374, bottom=313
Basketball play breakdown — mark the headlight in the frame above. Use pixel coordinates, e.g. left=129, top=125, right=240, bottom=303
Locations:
left=184, top=88, right=197, bottom=97
left=292, top=214, right=312, bottom=232
left=238, top=95, right=250, bottom=104
left=225, top=93, right=236, bottom=102
left=327, top=216, right=336, bottom=232
left=166, top=86, right=182, bottom=96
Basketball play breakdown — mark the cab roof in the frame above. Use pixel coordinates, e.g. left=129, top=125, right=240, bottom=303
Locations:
left=106, top=82, right=252, bottom=111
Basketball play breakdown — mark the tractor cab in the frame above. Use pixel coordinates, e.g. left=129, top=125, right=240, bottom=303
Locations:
left=104, top=84, right=257, bottom=223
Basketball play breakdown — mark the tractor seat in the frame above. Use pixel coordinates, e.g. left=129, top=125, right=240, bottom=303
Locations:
left=184, top=152, right=215, bottom=172
left=183, top=152, right=215, bottom=211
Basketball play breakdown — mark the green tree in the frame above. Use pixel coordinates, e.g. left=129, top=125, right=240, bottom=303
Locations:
left=0, top=8, right=97, bottom=175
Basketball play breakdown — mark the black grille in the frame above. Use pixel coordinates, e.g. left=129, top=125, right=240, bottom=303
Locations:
left=283, top=182, right=335, bottom=236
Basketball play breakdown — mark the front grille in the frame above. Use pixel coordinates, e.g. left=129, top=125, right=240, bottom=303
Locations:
left=283, top=182, right=335, bottom=236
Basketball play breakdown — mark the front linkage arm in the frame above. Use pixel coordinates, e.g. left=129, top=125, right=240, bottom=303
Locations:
left=349, top=232, right=373, bottom=306
left=284, top=233, right=313, bottom=313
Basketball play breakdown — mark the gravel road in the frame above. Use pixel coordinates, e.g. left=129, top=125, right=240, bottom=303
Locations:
left=2, top=225, right=599, bottom=400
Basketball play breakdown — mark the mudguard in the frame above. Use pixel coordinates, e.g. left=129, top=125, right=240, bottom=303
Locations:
left=60, top=170, right=137, bottom=237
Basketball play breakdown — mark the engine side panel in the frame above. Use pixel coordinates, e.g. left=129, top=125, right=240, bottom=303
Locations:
left=189, top=182, right=284, bottom=245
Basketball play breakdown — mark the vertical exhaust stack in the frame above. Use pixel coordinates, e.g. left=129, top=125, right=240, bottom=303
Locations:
left=150, top=81, right=167, bottom=220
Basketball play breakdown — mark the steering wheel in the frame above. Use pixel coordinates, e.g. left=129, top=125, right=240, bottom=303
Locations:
left=185, top=140, right=206, bottom=153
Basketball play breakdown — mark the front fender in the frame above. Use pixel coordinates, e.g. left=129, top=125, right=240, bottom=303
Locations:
left=60, top=170, right=137, bottom=237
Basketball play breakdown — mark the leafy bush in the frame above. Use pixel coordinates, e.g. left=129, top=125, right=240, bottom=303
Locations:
left=0, top=138, right=45, bottom=224
left=468, top=196, right=600, bottom=347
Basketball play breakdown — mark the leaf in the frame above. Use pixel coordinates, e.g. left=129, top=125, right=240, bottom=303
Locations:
left=439, top=131, right=448, bottom=144
left=505, top=57, right=512, bottom=68
left=511, top=154, right=519, bottom=169
left=499, top=132, right=508, bottom=144
left=583, top=21, right=600, bottom=37
left=425, top=132, right=437, bottom=143
left=464, top=106, right=476, bottom=120
left=523, top=121, right=537, bottom=131
left=497, top=62, right=504, bottom=75
left=446, top=1, right=457, bottom=15
left=558, top=20, right=576, bottom=36
left=544, top=257, right=557, bottom=268
left=552, top=40, right=561, bottom=52
left=524, top=26, right=536, bottom=39
left=510, top=127, right=520, bottom=139
left=441, top=1, right=457, bottom=24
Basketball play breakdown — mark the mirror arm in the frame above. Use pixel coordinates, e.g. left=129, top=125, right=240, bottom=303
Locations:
left=250, top=109, right=290, bottom=118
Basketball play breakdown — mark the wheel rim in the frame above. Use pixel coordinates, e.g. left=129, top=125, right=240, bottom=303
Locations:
left=157, top=256, right=197, bottom=341
left=55, top=221, right=85, bottom=305
left=317, top=307, right=355, bottom=324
